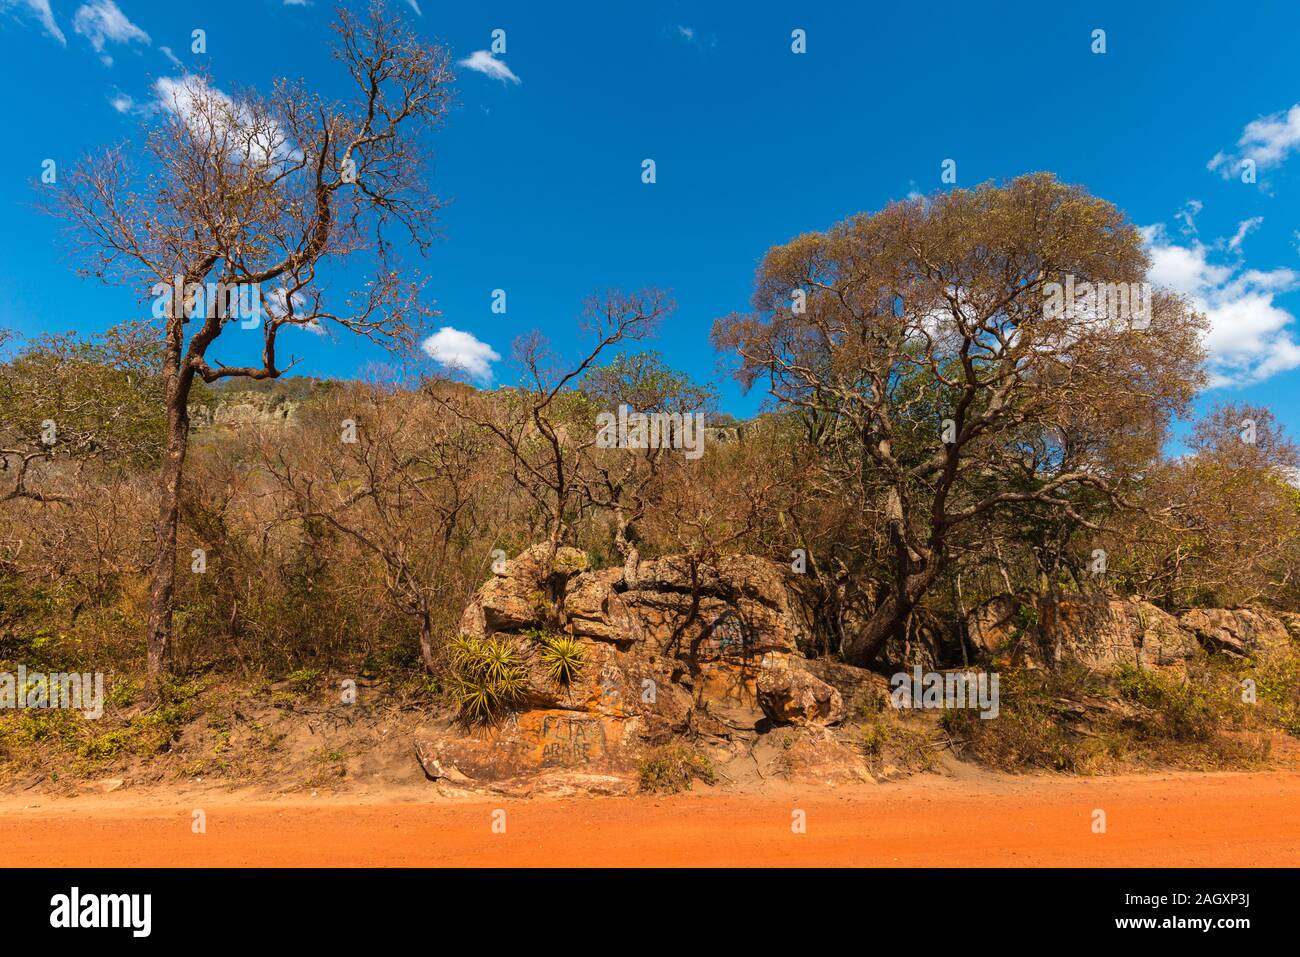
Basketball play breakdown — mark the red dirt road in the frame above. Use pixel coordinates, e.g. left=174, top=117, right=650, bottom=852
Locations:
left=3, top=771, right=1299, bottom=867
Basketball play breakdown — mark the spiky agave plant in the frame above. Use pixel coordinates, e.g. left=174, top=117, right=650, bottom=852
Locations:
left=449, top=673, right=500, bottom=724
left=480, top=638, right=520, bottom=682
left=448, top=635, right=481, bottom=671
left=447, top=635, right=527, bottom=724
left=540, top=634, right=585, bottom=686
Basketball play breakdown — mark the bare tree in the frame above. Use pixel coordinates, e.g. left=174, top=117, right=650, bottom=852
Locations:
left=579, top=350, right=715, bottom=580
left=427, top=289, right=672, bottom=574
left=44, top=1, right=452, bottom=679
left=264, top=383, right=491, bottom=671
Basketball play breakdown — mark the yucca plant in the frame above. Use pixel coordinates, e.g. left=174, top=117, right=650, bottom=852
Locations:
left=539, top=634, right=585, bottom=686
left=449, top=674, right=500, bottom=724
left=446, top=635, right=527, bottom=724
left=480, top=638, right=520, bottom=682
left=448, top=635, right=480, bottom=671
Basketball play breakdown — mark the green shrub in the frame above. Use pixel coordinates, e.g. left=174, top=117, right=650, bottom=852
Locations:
left=447, top=635, right=527, bottom=724
left=285, top=667, right=323, bottom=694
left=638, top=744, right=715, bottom=793
left=1116, top=664, right=1222, bottom=742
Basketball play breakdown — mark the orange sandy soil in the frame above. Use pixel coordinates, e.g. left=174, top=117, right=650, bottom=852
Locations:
left=3, top=770, right=1299, bottom=867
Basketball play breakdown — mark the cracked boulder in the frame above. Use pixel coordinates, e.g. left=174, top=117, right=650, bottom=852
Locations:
left=756, top=655, right=845, bottom=726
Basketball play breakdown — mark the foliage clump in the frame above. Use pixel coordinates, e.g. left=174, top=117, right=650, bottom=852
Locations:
left=447, top=636, right=527, bottom=724
left=638, top=744, right=716, bottom=793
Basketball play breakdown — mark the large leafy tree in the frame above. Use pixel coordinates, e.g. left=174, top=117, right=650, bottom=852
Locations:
left=0, top=321, right=165, bottom=504
left=714, top=174, right=1206, bottom=665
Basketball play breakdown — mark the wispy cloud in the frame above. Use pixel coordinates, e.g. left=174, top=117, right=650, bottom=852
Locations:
left=1228, top=216, right=1264, bottom=252
left=154, top=75, right=297, bottom=166
left=1143, top=220, right=1300, bottom=387
left=404, top=0, right=422, bottom=15
left=1208, top=103, right=1300, bottom=178
left=159, top=44, right=180, bottom=68
left=1175, top=199, right=1202, bottom=236
left=0, top=0, right=66, bottom=44
left=421, top=327, right=500, bottom=382
left=73, top=0, right=150, bottom=66
left=457, top=50, right=520, bottom=85
left=108, top=90, right=135, bottom=113
left=675, top=23, right=717, bottom=49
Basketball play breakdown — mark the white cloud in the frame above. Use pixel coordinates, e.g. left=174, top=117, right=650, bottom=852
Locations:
left=263, top=288, right=323, bottom=334
left=154, top=75, right=296, bottom=166
left=155, top=74, right=232, bottom=122
left=404, top=0, right=421, bottom=15
left=1227, top=216, right=1264, bottom=251
left=677, top=25, right=695, bottom=41
left=73, top=0, right=150, bottom=66
left=1208, top=103, right=1300, bottom=178
left=0, top=0, right=66, bottom=44
left=283, top=0, right=309, bottom=5
left=108, top=90, right=134, bottom=113
left=1175, top=199, right=1202, bottom=236
left=1143, top=221, right=1300, bottom=387
left=421, top=327, right=500, bottom=382
left=457, top=50, right=520, bottom=85
left=158, top=44, right=180, bottom=68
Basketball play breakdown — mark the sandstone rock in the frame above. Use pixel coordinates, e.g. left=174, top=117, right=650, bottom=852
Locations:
left=1038, top=593, right=1199, bottom=669
left=563, top=569, right=645, bottom=645
left=966, top=594, right=1023, bottom=656
left=1277, top=612, right=1300, bottom=643
left=417, top=709, right=642, bottom=784
left=439, top=546, right=876, bottom=791
left=756, top=655, right=845, bottom=726
left=459, top=544, right=588, bottom=639
left=1178, top=608, right=1291, bottom=659
left=414, top=740, right=471, bottom=783
left=764, top=725, right=873, bottom=785
left=624, top=554, right=815, bottom=658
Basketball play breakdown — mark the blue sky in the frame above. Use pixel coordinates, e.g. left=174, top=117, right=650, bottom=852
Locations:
left=1, top=0, right=1299, bottom=436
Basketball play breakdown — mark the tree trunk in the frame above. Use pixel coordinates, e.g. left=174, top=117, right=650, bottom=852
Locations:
left=145, top=367, right=191, bottom=681
left=417, top=607, right=436, bottom=673
left=614, top=511, right=639, bottom=587
left=841, top=485, right=944, bottom=666
left=840, top=563, right=941, bottom=666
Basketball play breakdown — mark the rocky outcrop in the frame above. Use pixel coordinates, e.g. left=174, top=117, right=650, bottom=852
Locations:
left=1038, top=594, right=1201, bottom=670
left=419, top=545, right=869, bottom=792
left=965, top=592, right=1297, bottom=671
left=966, top=594, right=1023, bottom=657
left=189, top=389, right=308, bottom=429
left=424, top=550, right=1300, bottom=793
left=1177, top=608, right=1292, bottom=659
